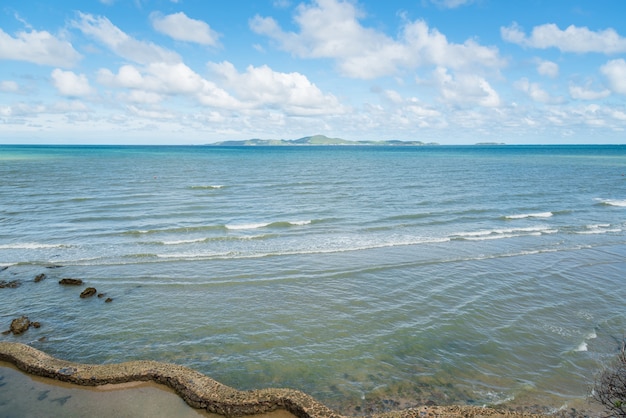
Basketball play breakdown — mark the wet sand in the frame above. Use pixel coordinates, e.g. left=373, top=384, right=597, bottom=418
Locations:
left=0, top=362, right=213, bottom=417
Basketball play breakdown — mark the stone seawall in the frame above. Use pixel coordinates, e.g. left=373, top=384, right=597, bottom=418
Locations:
left=0, top=342, right=547, bottom=418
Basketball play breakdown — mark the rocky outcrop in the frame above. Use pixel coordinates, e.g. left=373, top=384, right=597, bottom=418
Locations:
left=59, top=278, right=83, bottom=285
left=80, top=287, right=97, bottom=298
left=0, top=280, right=21, bottom=288
left=34, top=273, right=46, bottom=283
left=9, top=316, right=31, bottom=335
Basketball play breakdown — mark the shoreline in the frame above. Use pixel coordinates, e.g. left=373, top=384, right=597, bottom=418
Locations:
left=0, top=342, right=574, bottom=418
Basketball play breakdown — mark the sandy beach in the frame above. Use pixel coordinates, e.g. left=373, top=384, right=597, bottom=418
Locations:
left=0, top=361, right=214, bottom=417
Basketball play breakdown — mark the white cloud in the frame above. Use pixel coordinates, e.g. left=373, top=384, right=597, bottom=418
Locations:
left=119, top=90, right=164, bottom=104
left=502, top=22, right=626, bottom=54
left=127, top=105, right=176, bottom=120
left=569, top=83, right=610, bottom=100
left=97, top=62, right=241, bottom=109
left=0, top=28, right=81, bottom=67
left=433, top=67, right=501, bottom=107
left=430, top=0, right=474, bottom=9
left=375, top=89, right=443, bottom=129
left=207, top=61, right=346, bottom=115
left=72, top=12, right=180, bottom=64
left=273, top=0, right=292, bottom=8
left=98, top=63, right=190, bottom=93
left=600, top=59, right=626, bottom=94
left=536, top=59, right=558, bottom=78
left=150, top=12, right=220, bottom=46
left=514, top=77, right=563, bottom=104
left=250, top=0, right=504, bottom=79
left=0, top=80, right=20, bottom=93
left=51, top=69, right=94, bottom=97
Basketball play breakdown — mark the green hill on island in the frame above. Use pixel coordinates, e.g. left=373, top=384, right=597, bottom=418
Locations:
left=210, top=135, right=434, bottom=146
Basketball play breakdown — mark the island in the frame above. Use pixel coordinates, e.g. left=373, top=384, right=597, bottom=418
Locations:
left=209, top=135, right=437, bottom=146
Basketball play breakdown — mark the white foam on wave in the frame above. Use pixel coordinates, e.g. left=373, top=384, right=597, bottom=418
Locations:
left=189, top=185, right=223, bottom=190
left=600, top=199, right=626, bottom=207
left=288, top=220, right=312, bottom=226
left=577, top=224, right=621, bottom=234
left=574, top=330, right=597, bottom=352
left=160, top=238, right=206, bottom=245
left=0, top=243, right=68, bottom=249
left=453, top=226, right=556, bottom=241
left=155, top=251, right=233, bottom=259
left=504, top=212, right=553, bottom=219
left=575, top=342, right=588, bottom=352
left=225, top=222, right=270, bottom=230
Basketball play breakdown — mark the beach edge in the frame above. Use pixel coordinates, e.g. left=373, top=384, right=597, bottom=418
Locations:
left=0, top=342, right=547, bottom=417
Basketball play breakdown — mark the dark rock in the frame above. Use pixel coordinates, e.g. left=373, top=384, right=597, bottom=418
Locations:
left=59, top=278, right=83, bottom=285
left=0, top=266, right=8, bottom=272
left=34, top=273, right=46, bottom=283
left=97, top=293, right=105, bottom=298
left=80, top=287, right=97, bottom=298
left=10, top=316, right=31, bottom=335
left=46, top=265, right=63, bottom=269
left=1, top=330, right=9, bottom=335
left=105, top=297, right=113, bottom=303
left=0, top=280, right=21, bottom=288
left=38, top=336, right=47, bottom=342
left=32, top=322, right=41, bottom=328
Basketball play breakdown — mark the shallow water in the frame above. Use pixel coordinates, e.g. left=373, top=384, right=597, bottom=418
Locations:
left=1, top=144, right=626, bottom=414
left=0, top=363, right=210, bottom=417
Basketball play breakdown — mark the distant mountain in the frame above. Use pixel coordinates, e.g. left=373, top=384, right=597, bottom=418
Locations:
left=210, top=135, right=435, bottom=146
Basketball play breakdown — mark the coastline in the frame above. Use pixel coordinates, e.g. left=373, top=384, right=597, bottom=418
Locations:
left=0, top=342, right=586, bottom=418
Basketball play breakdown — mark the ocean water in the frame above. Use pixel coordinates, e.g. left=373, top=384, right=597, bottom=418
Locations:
left=1, top=144, right=625, bottom=414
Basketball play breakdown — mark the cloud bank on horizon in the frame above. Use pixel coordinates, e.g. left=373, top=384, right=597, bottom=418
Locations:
left=1, top=0, right=625, bottom=144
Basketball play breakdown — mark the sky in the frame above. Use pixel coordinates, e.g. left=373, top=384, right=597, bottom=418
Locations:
left=1, top=0, right=626, bottom=145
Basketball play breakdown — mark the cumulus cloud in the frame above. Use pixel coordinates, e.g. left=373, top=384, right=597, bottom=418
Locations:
left=600, top=59, right=626, bottom=94
left=514, top=77, right=564, bottom=104
left=97, top=61, right=244, bottom=110
left=433, top=67, right=501, bottom=107
left=375, top=89, right=443, bottom=128
left=97, top=59, right=345, bottom=116
left=0, top=80, right=20, bottom=93
left=51, top=69, right=94, bottom=97
left=569, top=83, right=610, bottom=100
left=207, top=61, right=346, bottom=115
left=72, top=12, right=180, bottom=64
left=250, top=0, right=504, bottom=79
left=150, top=12, right=220, bottom=46
left=502, top=22, right=626, bottom=54
left=536, top=59, right=558, bottom=78
left=0, top=27, right=81, bottom=67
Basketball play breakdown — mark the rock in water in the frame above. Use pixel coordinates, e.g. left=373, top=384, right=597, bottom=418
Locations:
left=34, top=273, right=46, bottom=282
left=10, top=316, right=31, bottom=335
left=0, top=280, right=21, bottom=288
left=80, top=287, right=97, bottom=298
left=59, top=278, right=83, bottom=285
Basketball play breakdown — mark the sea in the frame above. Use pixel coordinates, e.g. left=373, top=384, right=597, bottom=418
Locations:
left=1, top=144, right=625, bottom=415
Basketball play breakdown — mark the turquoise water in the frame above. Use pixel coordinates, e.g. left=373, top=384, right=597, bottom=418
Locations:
left=1, top=144, right=626, bottom=414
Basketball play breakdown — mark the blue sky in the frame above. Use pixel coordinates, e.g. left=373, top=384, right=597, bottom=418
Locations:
left=1, top=0, right=626, bottom=144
